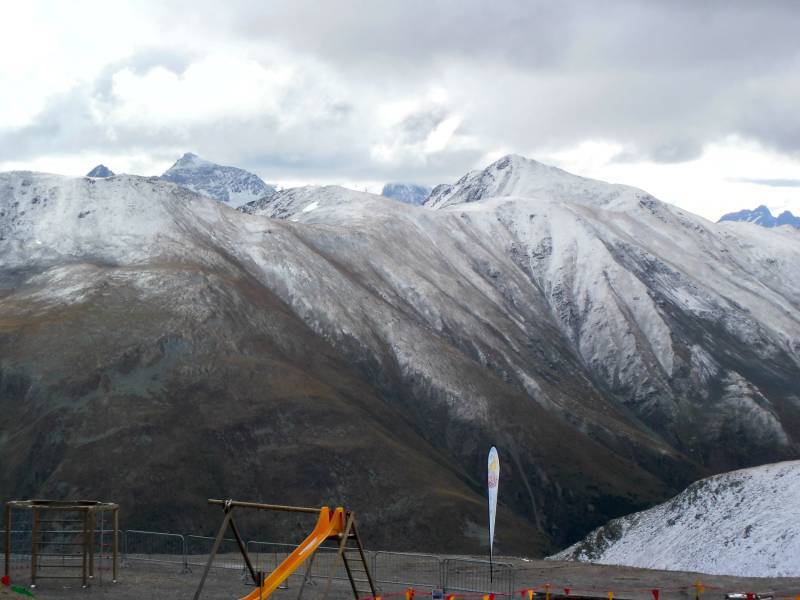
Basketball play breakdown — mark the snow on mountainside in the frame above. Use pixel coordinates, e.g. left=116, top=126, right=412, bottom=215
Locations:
left=719, top=205, right=800, bottom=229
left=382, top=182, right=432, bottom=205
left=239, top=184, right=381, bottom=219
left=551, top=460, right=800, bottom=577
left=3, top=155, right=800, bottom=553
left=161, top=152, right=276, bottom=208
left=425, top=154, right=649, bottom=210
left=269, top=155, right=800, bottom=472
left=86, top=164, right=114, bottom=178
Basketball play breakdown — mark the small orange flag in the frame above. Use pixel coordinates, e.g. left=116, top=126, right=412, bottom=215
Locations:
left=694, top=581, right=705, bottom=600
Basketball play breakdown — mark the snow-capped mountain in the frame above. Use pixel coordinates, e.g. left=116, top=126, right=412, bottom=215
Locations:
left=551, top=460, right=800, bottom=577
left=86, top=164, right=114, bottom=178
left=382, top=182, right=432, bottom=205
left=2, top=155, right=800, bottom=554
left=161, top=152, right=276, bottom=208
left=425, top=154, right=645, bottom=209
left=240, top=184, right=379, bottom=219
left=718, top=205, right=800, bottom=228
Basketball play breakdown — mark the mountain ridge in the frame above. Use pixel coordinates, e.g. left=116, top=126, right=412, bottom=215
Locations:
left=718, top=204, right=800, bottom=229
left=2, top=156, right=800, bottom=554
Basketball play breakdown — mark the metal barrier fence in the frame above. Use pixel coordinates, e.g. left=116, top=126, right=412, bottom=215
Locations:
left=373, top=551, right=443, bottom=591
left=1, top=530, right=31, bottom=574
left=6, top=529, right=519, bottom=595
left=123, top=530, right=188, bottom=572
left=443, top=557, right=515, bottom=595
left=186, top=535, right=246, bottom=573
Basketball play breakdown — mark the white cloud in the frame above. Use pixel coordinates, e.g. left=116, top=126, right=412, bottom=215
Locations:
left=106, top=55, right=293, bottom=126
left=1, top=1, right=800, bottom=221
left=542, top=137, right=800, bottom=221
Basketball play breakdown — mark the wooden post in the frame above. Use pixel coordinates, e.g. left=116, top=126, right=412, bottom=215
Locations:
left=295, top=551, right=317, bottom=600
left=4, top=504, right=10, bottom=579
left=192, top=507, right=233, bottom=600
left=113, top=507, right=119, bottom=583
left=88, top=509, right=95, bottom=580
left=351, top=518, right=376, bottom=598
left=81, top=509, right=88, bottom=588
left=229, top=515, right=259, bottom=585
left=30, top=507, right=38, bottom=588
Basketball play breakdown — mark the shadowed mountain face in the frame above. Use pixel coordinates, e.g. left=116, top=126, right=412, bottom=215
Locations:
left=161, top=152, right=276, bottom=208
left=382, top=182, right=432, bottom=205
left=86, top=164, right=114, bottom=178
left=1, top=157, right=799, bottom=555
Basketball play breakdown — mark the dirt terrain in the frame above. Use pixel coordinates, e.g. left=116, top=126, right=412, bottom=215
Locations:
left=4, top=557, right=799, bottom=600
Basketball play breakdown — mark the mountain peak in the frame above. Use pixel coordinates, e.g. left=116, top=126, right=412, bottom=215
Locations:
left=425, top=154, right=644, bottom=210
left=169, top=152, right=212, bottom=170
left=86, top=164, right=114, bottom=178
left=161, top=153, right=275, bottom=208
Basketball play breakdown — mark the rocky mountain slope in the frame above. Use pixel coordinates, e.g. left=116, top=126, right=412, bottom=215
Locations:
left=381, top=183, right=431, bottom=205
left=551, top=460, right=800, bottom=577
left=719, top=205, right=800, bottom=229
left=161, top=152, right=276, bottom=208
left=1, top=156, right=800, bottom=554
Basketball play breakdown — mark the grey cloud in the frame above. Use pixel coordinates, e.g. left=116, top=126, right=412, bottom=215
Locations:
left=3, top=0, right=800, bottom=183
left=196, top=0, right=800, bottom=163
left=731, top=178, right=800, bottom=188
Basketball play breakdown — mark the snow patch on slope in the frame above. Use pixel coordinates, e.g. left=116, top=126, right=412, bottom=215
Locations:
left=550, top=460, right=800, bottom=577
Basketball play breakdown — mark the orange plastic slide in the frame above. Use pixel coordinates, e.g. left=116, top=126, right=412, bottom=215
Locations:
left=240, top=507, right=346, bottom=600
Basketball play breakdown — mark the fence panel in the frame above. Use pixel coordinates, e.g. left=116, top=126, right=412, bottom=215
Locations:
left=124, top=530, right=187, bottom=571
left=245, top=541, right=297, bottom=588
left=374, top=551, right=443, bottom=591
left=1, top=530, right=32, bottom=575
left=444, top=558, right=515, bottom=595
left=186, top=534, right=249, bottom=573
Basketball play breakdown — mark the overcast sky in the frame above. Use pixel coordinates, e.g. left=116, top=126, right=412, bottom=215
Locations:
left=2, top=1, right=799, bottom=220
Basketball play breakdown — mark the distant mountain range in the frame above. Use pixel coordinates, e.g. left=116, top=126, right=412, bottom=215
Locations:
left=718, top=205, right=800, bottom=228
left=381, top=182, right=431, bottom=205
left=160, top=152, right=277, bottom=208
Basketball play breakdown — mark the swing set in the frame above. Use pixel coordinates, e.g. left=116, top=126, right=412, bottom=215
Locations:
left=192, top=499, right=376, bottom=600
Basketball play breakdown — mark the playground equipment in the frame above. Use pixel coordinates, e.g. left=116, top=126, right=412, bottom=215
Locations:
left=3, top=500, right=119, bottom=588
left=192, top=499, right=376, bottom=600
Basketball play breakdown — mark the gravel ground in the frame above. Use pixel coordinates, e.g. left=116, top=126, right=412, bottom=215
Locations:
left=3, top=556, right=799, bottom=600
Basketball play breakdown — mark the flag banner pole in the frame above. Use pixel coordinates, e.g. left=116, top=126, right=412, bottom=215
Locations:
left=487, top=446, right=499, bottom=584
